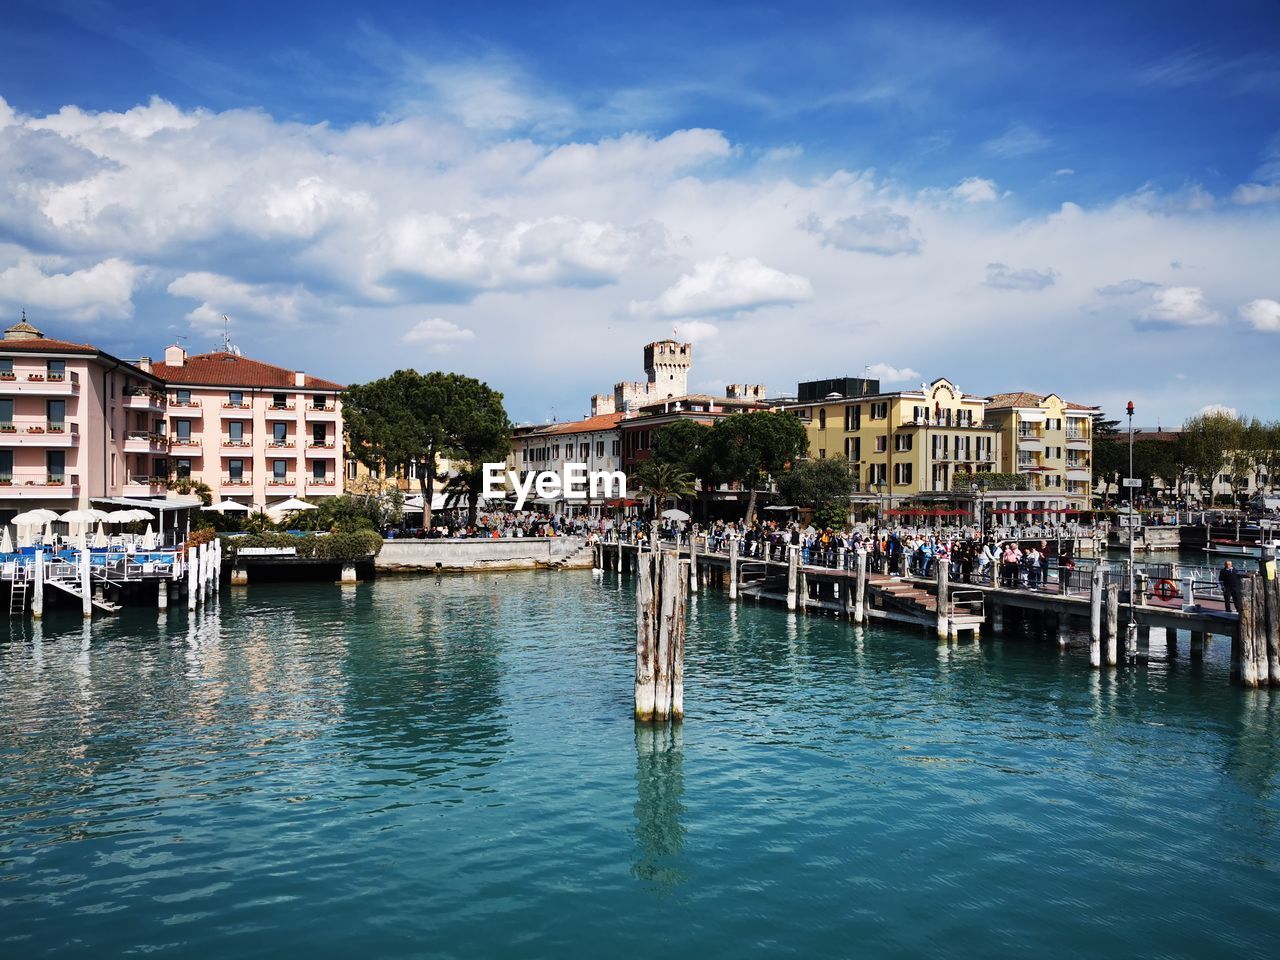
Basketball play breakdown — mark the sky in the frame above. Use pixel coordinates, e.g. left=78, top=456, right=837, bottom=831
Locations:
left=1, top=0, right=1278, bottom=426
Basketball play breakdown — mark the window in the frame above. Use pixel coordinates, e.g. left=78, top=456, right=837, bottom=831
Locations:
left=47, top=360, right=66, bottom=381
left=818, top=409, right=827, bottom=429
left=47, top=450, right=65, bottom=482
left=612, top=440, right=621, bottom=456
left=176, top=458, right=192, bottom=479
left=870, top=402, right=888, bottom=420
left=273, top=459, right=288, bottom=480
left=312, top=460, right=326, bottom=481
left=175, top=419, right=192, bottom=440
left=844, top=405, right=861, bottom=431
left=0, top=398, right=11, bottom=426
left=0, top=358, right=11, bottom=376
left=347, top=461, right=357, bottom=479
left=0, top=449, right=11, bottom=482
left=272, top=393, right=287, bottom=408
left=596, top=441, right=604, bottom=457
left=818, top=449, right=826, bottom=459
left=273, top=422, right=287, bottom=443
left=312, top=394, right=326, bottom=410
left=228, top=391, right=243, bottom=405
left=875, top=436, right=887, bottom=453
left=894, top=463, right=913, bottom=485
left=844, top=437, right=860, bottom=461
left=47, top=399, right=65, bottom=427
left=176, top=389, right=191, bottom=404
left=228, top=459, right=243, bottom=481
left=580, top=443, right=589, bottom=459
left=894, top=434, right=913, bottom=452
left=313, top=424, right=326, bottom=445
left=229, top=421, right=244, bottom=442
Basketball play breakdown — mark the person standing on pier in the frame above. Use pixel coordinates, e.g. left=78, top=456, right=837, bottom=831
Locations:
left=1219, top=561, right=1244, bottom=613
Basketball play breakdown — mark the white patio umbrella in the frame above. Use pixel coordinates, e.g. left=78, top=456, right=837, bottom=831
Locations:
left=661, top=508, right=691, bottom=522
left=93, top=522, right=108, bottom=549
left=272, top=497, right=317, bottom=513
left=59, top=509, right=110, bottom=525
left=1, top=527, right=13, bottom=553
left=105, top=509, right=142, bottom=523
left=142, top=524, right=156, bottom=550
left=13, top=508, right=60, bottom=526
left=203, top=499, right=251, bottom=514
left=42, top=521, right=55, bottom=547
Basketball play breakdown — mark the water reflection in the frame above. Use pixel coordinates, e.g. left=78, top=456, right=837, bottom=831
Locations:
left=632, top=723, right=687, bottom=892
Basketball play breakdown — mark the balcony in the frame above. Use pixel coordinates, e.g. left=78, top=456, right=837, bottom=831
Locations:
left=123, top=476, right=168, bottom=497
left=1066, top=468, right=1092, bottom=482
left=169, top=435, right=202, bottom=449
left=221, top=436, right=253, bottom=449
left=124, top=431, right=169, bottom=454
left=305, top=445, right=338, bottom=458
left=306, top=477, right=337, bottom=488
left=0, top=371, right=80, bottom=396
left=221, top=476, right=252, bottom=487
left=0, top=423, right=80, bottom=447
left=266, top=476, right=295, bottom=487
left=267, top=439, right=296, bottom=449
left=0, top=472, right=80, bottom=498
left=123, top=388, right=166, bottom=414
left=304, top=404, right=339, bottom=422
left=168, top=398, right=203, bottom=416
left=220, top=403, right=252, bottom=418
left=265, top=405, right=297, bottom=421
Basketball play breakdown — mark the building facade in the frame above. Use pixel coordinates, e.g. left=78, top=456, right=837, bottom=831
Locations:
left=147, top=345, right=344, bottom=508
left=0, top=316, right=167, bottom=514
left=985, top=392, right=1096, bottom=506
left=508, top=412, right=625, bottom=515
left=786, top=377, right=1001, bottom=503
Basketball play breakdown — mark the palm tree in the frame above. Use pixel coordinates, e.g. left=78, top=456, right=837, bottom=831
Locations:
left=630, top=460, right=696, bottom=515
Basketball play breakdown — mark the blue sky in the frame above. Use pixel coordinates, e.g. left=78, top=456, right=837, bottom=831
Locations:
left=1, top=0, right=1278, bottom=423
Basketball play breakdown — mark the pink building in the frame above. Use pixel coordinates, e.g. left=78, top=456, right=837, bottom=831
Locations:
left=146, top=345, right=344, bottom=509
left=0, top=316, right=167, bottom=514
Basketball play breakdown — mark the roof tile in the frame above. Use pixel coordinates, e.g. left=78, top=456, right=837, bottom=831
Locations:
left=150, top=351, right=343, bottom=391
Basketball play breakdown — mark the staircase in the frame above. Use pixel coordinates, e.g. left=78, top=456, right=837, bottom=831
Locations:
left=871, top=577, right=938, bottom=625
left=546, top=538, right=594, bottom=570
left=47, top=579, right=122, bottom=614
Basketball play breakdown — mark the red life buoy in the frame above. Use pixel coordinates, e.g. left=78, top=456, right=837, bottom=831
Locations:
left=1154, top=579, right=1177, bottom=601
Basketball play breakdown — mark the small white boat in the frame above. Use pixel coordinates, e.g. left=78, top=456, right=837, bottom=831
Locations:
left=1206, top=538, right=1279, bottom=559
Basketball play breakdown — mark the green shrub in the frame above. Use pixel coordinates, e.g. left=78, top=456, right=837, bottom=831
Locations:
left=223, top=530, right=383, bottom=563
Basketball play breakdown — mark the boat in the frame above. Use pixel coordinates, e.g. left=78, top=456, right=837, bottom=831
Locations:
left=1205, top=538, right=1279, bottom=559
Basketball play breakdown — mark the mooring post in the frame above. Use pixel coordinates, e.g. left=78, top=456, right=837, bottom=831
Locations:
left=1190, top=630, right=1205, bottom=660
left=728, top=538, right=739, bottom=600
left=1137, top=623, right=1151, bottom=654
left=187, top=547, right=197, bottom=611
left=1104, top=585, right=1119, bottom=667
left=653, top=554, right=677, bottom=719
left=1261, top=545, right=1279, bottom=686
left=1057, top=615, right=1070, bottom=649
left=854, top=547, right=867, bottom=623
left=786, top=545, right=798, bottom=611
left=635, top=550, right=658, bottom=721
left=670, top=553, right=686, bottom=721
left=79, top=547, right=91, bottom=618
left=32, top=549, right=44, bottom=620
left=157, top=576, right=168, bottom=610
left=1089, top=566, right=1103, bottom=668
left=1236, top=576, right=1258, bottom=688
left=649, top=520, right=659, bottom=553
left=636, top=550, right=685, bottom=722
left=936, top=559, right=950, bottom=641
left=688, top=529, right=699, bottom=593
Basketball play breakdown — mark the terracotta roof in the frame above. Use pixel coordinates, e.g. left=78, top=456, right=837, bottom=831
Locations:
left=0, top=336, right=101, bottom=355
left=986, top=391, right=1098, bottom=412
left=524, top=412, right=624, bottom=437
left=150, top=351, right=343, bottom=391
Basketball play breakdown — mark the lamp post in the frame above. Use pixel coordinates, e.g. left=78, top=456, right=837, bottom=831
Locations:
left=874, top=481, right=885, bottom=531
left=970, top=481, right=988, bottom=541
left=1127, top=400, right=1137, bottom=656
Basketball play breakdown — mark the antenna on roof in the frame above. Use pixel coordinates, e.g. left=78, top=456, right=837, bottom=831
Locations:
left=220, top=315, right=243, bottom=357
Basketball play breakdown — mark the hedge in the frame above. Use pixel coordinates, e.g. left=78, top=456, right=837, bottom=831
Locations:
left=222, top=530, right=383, bottom=563
left=948, top=471, right=1030, bottom=492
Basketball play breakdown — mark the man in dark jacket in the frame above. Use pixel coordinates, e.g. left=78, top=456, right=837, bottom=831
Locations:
left=1219, top=561, right=1244, bottom=613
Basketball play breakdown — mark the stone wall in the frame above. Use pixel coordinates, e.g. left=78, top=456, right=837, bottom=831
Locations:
left=374, top=536, right=592, bottom=572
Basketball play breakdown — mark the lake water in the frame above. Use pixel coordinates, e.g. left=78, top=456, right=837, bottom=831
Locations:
left=2, top=571, right=1280, bottom=958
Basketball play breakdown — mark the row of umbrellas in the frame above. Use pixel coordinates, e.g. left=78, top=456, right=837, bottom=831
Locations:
left=203, top=496, right=316, bottom=515
left=4, top=507, right=159, bottom=553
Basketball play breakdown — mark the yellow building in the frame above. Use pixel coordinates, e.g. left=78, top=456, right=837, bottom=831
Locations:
left=984, top=392, right=1097, bottom=506
left=787, top=377, right=1001, bottom=505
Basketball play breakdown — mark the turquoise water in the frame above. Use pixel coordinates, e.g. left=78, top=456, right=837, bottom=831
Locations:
left=2, top=572, right=1280, bottom=958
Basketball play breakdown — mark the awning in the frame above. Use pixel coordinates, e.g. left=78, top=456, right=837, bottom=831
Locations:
left=90, top=496, right=202, bottom=512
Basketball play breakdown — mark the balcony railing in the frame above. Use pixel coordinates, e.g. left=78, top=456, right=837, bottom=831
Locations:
left=267, top=476, right=294, bottom=485
left=0, top=472, right=80, bottom=491
left=1065, top=429, right=1088, bottom=440
left=222, top=438, right=252, bottom=447
left=1017, top=425, right=1041, bottom=437
left=0, top=371, right=80, bottom=394
left=222, top=401, right=251, bottom=409
left=170, top=436, right=202, bottom=447
left=267, top=439, right=295, bottom=448
left=307, top=477, right=336, bottom=486
left=221, top=476, right=252, bottom=486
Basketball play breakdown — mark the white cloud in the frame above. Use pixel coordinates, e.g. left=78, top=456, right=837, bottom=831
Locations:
left=1232, top=183, right=1280, bottom=205
left=1139, top=286, right=1222, bottom=327
left=804, top=209, right=922, bottom=256
left=632, top=256, right=813, bottom=318
left=982, top=123, right=1050, bottom=159
left=867, top=363, right=922, bottom=383
left=984, top=262, right=1056, bottom=291
left=1054, top=168, right=1075, bottom=177
left=1097, top=278, right=1159, bottom=296
left=403, top=318, right=476, bottom=348
left=950, top=177, right=1000, bottom=203
left=1198, top=403, right=1238, bottom=418
left=672, top=320, right=719, bottom=342
left=0, top=256, right=139, bottom=321
left=1239, top=298, right=1280, bottom=332
left=167, top=272, right=313, bottom=331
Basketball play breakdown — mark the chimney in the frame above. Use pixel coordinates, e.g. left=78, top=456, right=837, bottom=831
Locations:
left=164, top=344, right=186, bottom=367
left=295, top=371, right=305, bottom=387
left=137, top=356, right=152, bottom=373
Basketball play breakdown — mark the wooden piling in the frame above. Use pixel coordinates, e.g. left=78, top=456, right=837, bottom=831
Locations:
left=728, top=539, right=739, bottom=600
left=1089, top=566, right=1103, bottom=668
left=1104, top=585, right=1119, bottom=667
left=1264, top=569, right=1280, bottom=687
left=854, top=548, right=867, bottom=623
left=936, top=560, right=949, bottom=641
left=635, top=550, right=686, bottom=722
left=32, top=550, right=44, bottom=620
left=79, top=548, right=91, bottom=618
left=786, top=546, right=798, bottom=611
left=1190, top=630, right=1205, bottom=660
left=1236, top=576, right=1258, bottom=688
left=688, top=532, right=699, bottom=593
left=187, top=547, right=197, bottom=611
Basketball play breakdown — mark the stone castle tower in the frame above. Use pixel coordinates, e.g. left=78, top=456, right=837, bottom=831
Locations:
left=591, top=339, right=693, bottom=415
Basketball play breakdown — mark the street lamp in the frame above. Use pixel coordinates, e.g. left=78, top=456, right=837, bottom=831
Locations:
left=1127, top=400, right=1137, bottom=656
left=970, top=480, right=988, bottom=541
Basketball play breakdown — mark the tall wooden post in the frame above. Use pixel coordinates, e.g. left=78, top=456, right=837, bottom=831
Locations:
left=187, top=547, right=197, bottom=611
left=79, top=548, right=91, bottom=618
left=936, top=559, right=950, bottom=641
left=1190, top=630, right=1205, bottom=660
left=1264, top=569, right=1280, bottom=687
left=32, top=549, right=44, bottom=620
left=635, top=550, right=686, bottom=722
left=1104, top=585, right=1119, bottom=667
left=1237, top=576, right=1258, bottom=688
left=1089, top=566, right=1103, bottom=668
left=854, top=548, right=867, bottom=623
left=728, top=539, right=739, bottom=600
left=688, top=530, right=698, bottom=593
left=786, top=546, right=798, bottom=611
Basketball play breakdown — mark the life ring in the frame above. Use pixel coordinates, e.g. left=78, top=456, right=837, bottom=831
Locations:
left=1154, top=579, right=1177, bottom=601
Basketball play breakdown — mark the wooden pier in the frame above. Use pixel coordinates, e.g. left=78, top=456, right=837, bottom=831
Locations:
left=595, top=537, right=1272, bottom=689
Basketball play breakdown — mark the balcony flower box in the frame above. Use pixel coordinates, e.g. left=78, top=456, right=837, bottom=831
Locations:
left=268, top=478, right=294, bottom=485
left=268, top=441, right=294, bottom=448
left=0, top=424, right=15, bottom=433
left=47, top=425, right=65, bottom=434
left=308, top=479, right=336, bottom=486
left=308, top=442, right=335, bottom=449
left=27, top=426, right=44, bottom=434
left=47, top=375, right=65, bottom=382
left=0, top=478, right=11, bottom=486
left=26, top=375, right=44, bottom=382
left=269, top=404, right=296, bottom=411
left=223, top=478, right=250, bottom=486
left=223, top=440, right=251, bottom=447
left=222, top=402, right=250, bottom=409
left=0, top=373, right=14, bottom=381
left=46, top=476, right=65, bottom=485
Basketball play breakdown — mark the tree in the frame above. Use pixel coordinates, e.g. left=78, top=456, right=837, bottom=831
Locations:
left=649, top=420, right=710, bottom=477
left=702, top=411, right=809, bottom=524
left=344, top=370, right=510, bottom=530
left=775, top=459, right=856, bottom=530
left=630, top=460, right=696, bottom=514
left=1181, top=411, right=1242, bottom=504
